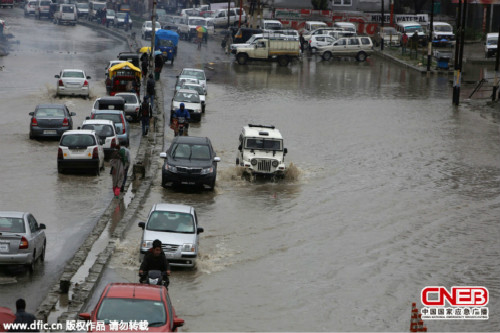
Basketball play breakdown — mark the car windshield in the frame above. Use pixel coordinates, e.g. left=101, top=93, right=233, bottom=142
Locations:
left=265, top=23, right=281, bottom=30
left=36, top=108, right=65, bottom=117
left=174, top=91, right=200, bottom=103
left=116, top=94, right=138, bottom=103
left=158, top=39, right=174, bottom=47
left=116, top=12, right=125, bottom=18
left=434, top=25, right=452, bottom=32
left=181, top=70, right=205, bottom=80
left=94, top=114, right=122, bottom=124
left=487, top=37, right=498, bottom=45
left=171, top=143, right=210, bottom=160
left=60, top=134, right=96, bottom=147
left=62, top=71, right=84, bottom=78
left=383, top=27, right=397, bottom=34
left=182, top=85, right=204, bottom=95
left=0, top=217, right=26, bottom=233
left=76, top=3, right=87, bottom=8
left=107, top=9, right=115, bottom=15
left=97, top=298, right=166, bottom=326
left=147, top=211, right=195, bottom=233
left=405, top=26, right=423, bottom=33
left=82, top=124, right=114, bottom=137
left=245, top=138, right=282, bottom=150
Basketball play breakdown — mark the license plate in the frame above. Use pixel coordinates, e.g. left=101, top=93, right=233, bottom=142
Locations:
left=44, top=130, right=57, bottom=135
left=0, top=244, right=9, bottom=253
left=181, top=181, right=196, bottom=185
left=165, top=252, right=175, bottom=258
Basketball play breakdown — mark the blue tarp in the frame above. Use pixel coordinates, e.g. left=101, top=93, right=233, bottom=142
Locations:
left=155, top=29, right=179, bottom=47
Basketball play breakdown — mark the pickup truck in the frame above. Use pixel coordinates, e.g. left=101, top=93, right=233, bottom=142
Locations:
left=178, top=16, right=206, bottom=41
left=234, top=38, right=300, bottom=66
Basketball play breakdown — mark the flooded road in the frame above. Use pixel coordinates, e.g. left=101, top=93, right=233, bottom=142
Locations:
left=0, top=8, right=139, bottom=311
left=92, top=42, right=500, bottom=331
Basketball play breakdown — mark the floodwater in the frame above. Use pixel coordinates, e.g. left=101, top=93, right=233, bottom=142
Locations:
left=94, top=46, right=500, bottom=331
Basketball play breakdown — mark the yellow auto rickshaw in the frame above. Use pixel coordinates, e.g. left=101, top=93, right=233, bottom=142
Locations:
left=106, top=61, right=142, bottom=97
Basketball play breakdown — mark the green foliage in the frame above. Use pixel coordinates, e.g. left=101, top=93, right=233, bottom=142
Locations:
left=311, top=0, right=329, bottom=10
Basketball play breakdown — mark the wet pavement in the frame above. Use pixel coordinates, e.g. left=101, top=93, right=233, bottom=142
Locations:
left=1, top=7, right=500, bottom=331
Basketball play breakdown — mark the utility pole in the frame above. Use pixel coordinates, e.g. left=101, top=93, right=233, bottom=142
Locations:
left=427, top=0, right=434, bottom=71
left=227, top=0, right=230, bottom=28
left=493, top=21, right=500, bottom=101
left=380, top=0, right=384, bottom=50
left=452, top=0, right=462, bottom=105
left=151, top=0, right=157, bottom=75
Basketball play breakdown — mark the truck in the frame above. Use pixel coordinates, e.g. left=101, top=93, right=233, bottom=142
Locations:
left=178, top=16, right=206, bottom=41
left=234, top=37, right=300, bottom=66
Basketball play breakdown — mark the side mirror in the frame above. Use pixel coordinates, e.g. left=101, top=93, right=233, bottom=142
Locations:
left=29, top=112, right=34, bottom=116
left=78, top=313, right=91, bottom=320
left=138, top=222, right=145, bottom=229
left=54, top=75, right=60, bottom=78
left=85, top=116, right=90, bottom=120
left=197, top=227, right=204, bottom=234
left=173, top=318, right=185, bottom=329
left=159, top=152, right=167, bottom=158
left=213, top=157, right=221, bottom=162
left=284, top=148, right=288, bottom=154
left=238, top=144, right=242, bottom=151
left=70, top=112, right=76, bottom=116
left=39, top=223, right=46, bottom=230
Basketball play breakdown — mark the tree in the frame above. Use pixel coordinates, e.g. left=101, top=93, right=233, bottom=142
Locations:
left=311, top=0, right=329, bottom=10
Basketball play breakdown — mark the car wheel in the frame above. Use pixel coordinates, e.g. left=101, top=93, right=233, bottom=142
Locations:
left=171, top=57, right=174, bottom=65
left=237, top=53, right=248, bottom=65
left=356, top=51, right=367, bottom=62
left=278, top=55, right=289, bottom=67
left=40, top=242, right=46, bottom=262
left=95, top=165, right=100, bottom=176
left=208, top=177, right=216, bottom=191
left=58, top=165, right=64, bottom=173
left=25, top=252, right=35, bottom=272
left=236, top=158, right=239, bottom=166
left=29, top=131, right=34, bottom=140
left=202, top=104, right=205, bottom=113
left=311, top=47, right=317, bottom=54
left=322, top=51, right=332, bottom=61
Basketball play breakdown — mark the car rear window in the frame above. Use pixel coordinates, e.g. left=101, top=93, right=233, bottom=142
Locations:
left=60, top=134, right=96, bottom=147
left=116, top=95, right=137, bottom=103
left=62, top=5, right=74, bottom=12
left=96, top=298, right=166, bottom=324
left=62, top=71, right=84, bottom=78
left=36, top=108, right=65, bottom=117
left=82, top=124, right=114, bottom=137
left=94, top=114, right=122, bottom=124
left=0, top=217, right=26, bottom=233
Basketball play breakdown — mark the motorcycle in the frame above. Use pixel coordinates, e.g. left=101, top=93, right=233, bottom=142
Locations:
left=173, top=117, right=188, bottom=136
left=139, top=270, right=169, bottom=288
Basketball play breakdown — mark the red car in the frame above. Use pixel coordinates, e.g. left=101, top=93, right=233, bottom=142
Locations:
left=79, top=283, right=185, bottom=332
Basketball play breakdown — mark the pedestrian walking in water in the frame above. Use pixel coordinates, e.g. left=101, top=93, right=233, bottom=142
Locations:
left=146, top=74, right=155, bottom=109
left=11, top=299, right=38, bottom=332
left=110, top=145, right=125, bottom=198
left=120, top=146, right=131, bottom=192
left=140, top=96, right=152, bottom=136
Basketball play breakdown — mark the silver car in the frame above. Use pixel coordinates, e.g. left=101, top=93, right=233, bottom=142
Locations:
left=138, top=204, right=204, bottom=268
left=0, top=212, right=47, bottom=272
left=115, top=92, right=141, bottom=122
left=55, top=69, right=91, bottom=98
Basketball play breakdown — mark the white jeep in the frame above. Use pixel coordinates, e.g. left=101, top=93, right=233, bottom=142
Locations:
left=236, top=124, right=288, bottom=178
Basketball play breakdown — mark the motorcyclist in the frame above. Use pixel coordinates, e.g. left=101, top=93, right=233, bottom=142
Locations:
left=173, top=102, right=190, bottom=136
left=139, top=239, right=170, bottom=287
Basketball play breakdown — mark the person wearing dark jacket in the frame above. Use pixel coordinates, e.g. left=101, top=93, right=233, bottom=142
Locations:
left=146, top=74, right=155, bottom=110
left=139, top=239, right=170, bottom=286
left=9, top=299, right=38, bottom=332
left=140, top=96, right=152, bottom=136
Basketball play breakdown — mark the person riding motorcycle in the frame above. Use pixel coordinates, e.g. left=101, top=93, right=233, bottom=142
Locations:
left=139, top=239, right=171, bottom=287
left=173, top=102, right=191, bottom=136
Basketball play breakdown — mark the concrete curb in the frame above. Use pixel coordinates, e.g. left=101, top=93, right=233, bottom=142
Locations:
left=373, top=49, right=453, bottom=75
left=35, top=20, right=166, bottom=326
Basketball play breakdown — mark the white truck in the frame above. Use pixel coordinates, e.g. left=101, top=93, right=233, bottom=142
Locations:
left=236, top=124, right=288, bottom=178
left=178, top=16, right=206, bottom=41
left=234, top=37, right=300, bottom=66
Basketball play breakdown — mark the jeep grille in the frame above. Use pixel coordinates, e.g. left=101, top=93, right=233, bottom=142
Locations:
left=162, top=244, right=179, bottom=253
left=258, top=160, right=272, bottom=172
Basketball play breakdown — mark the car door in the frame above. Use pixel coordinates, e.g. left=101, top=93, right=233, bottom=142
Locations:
left=347, top=37, right=361, bottom=55
left=27, top=214, right=42, bottom=260
left=332, top=38, right=347, bottom=55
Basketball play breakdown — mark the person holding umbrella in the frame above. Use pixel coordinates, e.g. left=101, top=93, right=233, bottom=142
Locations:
left=196, top=26, right=206, bottom=49
left=154, top=50, right=163, bottom=80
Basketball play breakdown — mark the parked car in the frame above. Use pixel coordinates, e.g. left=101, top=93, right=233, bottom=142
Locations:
left=80, top=119, right=119, bottom=159
left=24, top=0, right=37, bottom=16
left=161, top=15, right=181, bottom=32
left=274, top=29, right=300, bottom=40
left=260, top=19, right=282, bottom=32
left=90, top=98, right=130, bottom=147
left=484, top=32, right=498, bottom=58
left=308, top=34, right=336, bottom=52
left=78, top=283, right=185, bottom=332
left=138, top=203, right=204, bottom=268
left=53, top=4, right=77, bottom=25
left=317, top=36, right=374, bottom=62
left=115, top=12, right=132, bottom=30
left=160, top=136, right=220, bottom=190
left=35, top=0, right=52, bottom=19
left=396, top=21, right=427, bottom=46
left=301, top=21, right=328, bottom=40
left=0, top=211, right=46, bottom=272
left=29, top=104, right=75, bottom=139
left=115, top=92, right=141, bottom=122
left=55, top=69, right=91, bottom=98
left=105, top=8, right=115, bottom=26
left=236, top=124, right=288, bottom=178
left=141, top=20, right=161, bottom=40
left=87, top=0, right=106, bottom=21
left=75, top=2, right=88, bottom=18
left=180, top=83, right=206, bottom=113
left=333, top=22, right=357, bottom=35
left=179, top=68, right=207, bottom=93
left=428, top=21, right=455, bottom=46
left=170, top=89, right=202, bottom=123
left=57, top=129, right=105, bottom=174
left=374, top=26, right=401, bottom=46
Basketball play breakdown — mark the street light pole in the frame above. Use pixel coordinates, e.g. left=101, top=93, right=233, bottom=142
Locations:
left=492, top=21, right=500, bottom=101
left=452, top=0, right=462, bottom=105
left=381, top=0, right=384, bottom=50
left=151, top=0, right=157, bottom=75
left=427, top=0, right=434, bottom=71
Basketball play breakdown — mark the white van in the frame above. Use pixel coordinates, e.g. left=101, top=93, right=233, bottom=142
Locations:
left=303, top=21, right=327, bottom=35
left=53, top=4, right=77, bottom=25
left=333, top=22, right=357, bottom=35
left=88, top=0, right=106, bottom=21
left=428, top=22, right=455, bottom=45
left=261, top=19, right=282, bottom=32
left=484, top=32, right=498, bottom=58
left=396, top=21, right=427, bottom=46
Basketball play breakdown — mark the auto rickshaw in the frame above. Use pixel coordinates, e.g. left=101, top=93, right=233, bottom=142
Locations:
left=155, top=29, right=179, bottom=65
left=106, top=61, right=141, bottom=97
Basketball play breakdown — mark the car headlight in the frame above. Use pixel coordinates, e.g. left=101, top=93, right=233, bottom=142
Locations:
left=200, top=167, right=213, bottom=175
left=182, top=243, right=195, bottom=252
left=142, top=240, right=153, bottom=249
left=251, top=159, right=257, bottom=166
left=272, top=160, right=279, bottom=167
left=165, top=164, right=177, bottom=172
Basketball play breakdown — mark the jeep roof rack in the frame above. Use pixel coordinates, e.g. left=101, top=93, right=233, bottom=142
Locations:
left=248, top=124, right=275, bottom=129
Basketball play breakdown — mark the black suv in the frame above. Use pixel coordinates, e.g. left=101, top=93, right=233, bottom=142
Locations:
left=160, top=136, right=220, bottom=190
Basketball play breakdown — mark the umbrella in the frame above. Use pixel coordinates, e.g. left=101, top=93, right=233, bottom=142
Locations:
left=154, top=50, right=162, bottom=56
left=0, top=307, right=15, bottom=332
left=139, top=46, right=151, bottom=54
left=196, top=26, right=207, bottom=33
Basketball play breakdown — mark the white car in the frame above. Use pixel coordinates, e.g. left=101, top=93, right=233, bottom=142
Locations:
left=57, top=129, right=105, bottom=175
left=309, top=34, right=336, bottom=52
left=141, top=20, right=161, bottom=40
left=105, top=60, right=125, bottom=77
left=24, top=0, right=37, bottom=16
left=80, top=119, right=119, bottom=159
left=317, top=36, right=374, bottom=62
left=115, top=12, right=132, bottom=30
left=115, top=92, right=140, bottom=122
left=138, top=204, right=204, bottom=268
left=485, top=32, right=498, bottom=58
left=179, top=68, right=207, bottom=93
left=181, top=83, right=206, bottom=113
left=170, top=88, right=202, bottom=123
left=55, top=69, right=91, bottom=98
